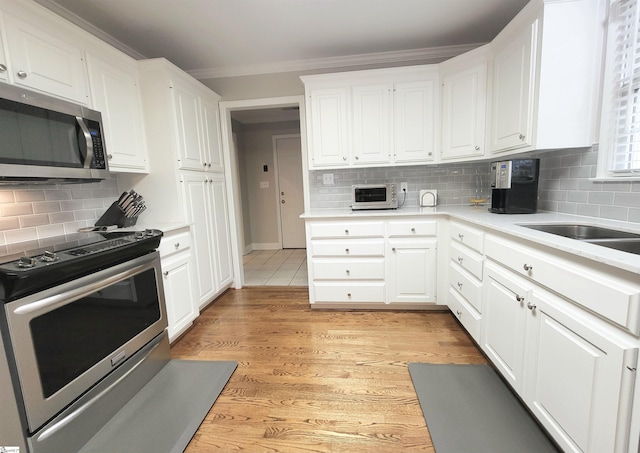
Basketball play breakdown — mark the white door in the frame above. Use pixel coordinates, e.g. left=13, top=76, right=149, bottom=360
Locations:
left=275, top=135, right=305, bottom=249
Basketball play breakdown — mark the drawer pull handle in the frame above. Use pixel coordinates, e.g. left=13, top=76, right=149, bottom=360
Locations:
left=516, top=295, right=525, bottom=303
left=346, top=269, right=350, bottom=275
left=523, top=263, right=533, bottom=271
left=457, top=282, right=463, bottom=290
left=347, top=293, right=352, bottom=297
left=526, top=302, right=537, bottom=311
left=345, top=229, right=349, bottom=234
left=163, top=271, right=169, bottom=276
left=345, top=248, right=350, bottom=253
left=457, top=256, right=463, bottom=263
left=392, top=247, right=396, bottom=252
left=411, top=228, right=416, bottom=232
left=456, top=310, right=462, bottom=318
left=174, top=243, right=180, bottom=248
left=458, top=233, right=464, bottom=240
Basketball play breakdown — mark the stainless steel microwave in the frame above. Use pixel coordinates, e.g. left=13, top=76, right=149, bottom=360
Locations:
left=0, top=84, right=109, bottom=184
left=351, top=183, right=398, bottom=210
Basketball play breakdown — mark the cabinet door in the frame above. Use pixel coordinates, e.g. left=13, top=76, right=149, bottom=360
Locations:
left=482, top=263, right=531, bottom=391
left=162, top=253, right=197, bottom=342
left=0, top=30, right=8, bottom=83
left=182, top=172, right=217, bottom=305
left=200, top=95, right=224, bottom=172
left=209, top=175, right=233, bottom=297
left=441, top=63, right=487, bottom=160
left=307, top=87, right=349, bottom=167
left=387, top=239, right=437, bottom=303
left=173, top=81, right=205, bottom=170
left=352, top=84, right=391, bottom=165
left=524, top=291, right=639, bottom=453
left=4, top=14, right=88, bottom=104
left=86, top=53, right=148, bottom=172
left=490, top=20, right=537, bottom=153
left=393, top=80, right=436, bottom=162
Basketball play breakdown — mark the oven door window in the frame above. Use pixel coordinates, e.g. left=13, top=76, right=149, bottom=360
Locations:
left=29, top=268, right=161, bottom=398
left=355, top=187, right=387, bottom=203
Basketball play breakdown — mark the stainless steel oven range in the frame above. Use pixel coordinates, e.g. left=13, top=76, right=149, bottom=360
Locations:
left=0, top=229, right=170, bottom=453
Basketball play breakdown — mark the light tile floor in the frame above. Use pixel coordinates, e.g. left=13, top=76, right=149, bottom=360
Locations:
left=243, top=249, right=308, bottom=286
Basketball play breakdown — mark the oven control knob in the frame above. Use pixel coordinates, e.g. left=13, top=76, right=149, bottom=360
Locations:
left=135, top=231, right=145, bottom=239
left=17, top=257, right=36, bottom=268
left=144, top=229, right=154, bottom=237
left=40, top=250, right=59, bottom=262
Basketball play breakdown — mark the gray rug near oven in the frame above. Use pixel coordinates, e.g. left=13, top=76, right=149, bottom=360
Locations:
left=408, top=363, right=560, bottom=453
left=79, top=359, right=237, bottom=453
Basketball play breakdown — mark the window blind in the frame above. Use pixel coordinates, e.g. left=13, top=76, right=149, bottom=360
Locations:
left=608, top=0, right=640, bottom=172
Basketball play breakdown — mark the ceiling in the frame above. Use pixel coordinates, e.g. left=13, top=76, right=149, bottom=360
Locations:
left=36, top=0, right=530, bottom=79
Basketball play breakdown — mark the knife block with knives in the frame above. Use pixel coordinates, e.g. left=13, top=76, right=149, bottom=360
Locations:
left=95, top=190, right=146, bottom=228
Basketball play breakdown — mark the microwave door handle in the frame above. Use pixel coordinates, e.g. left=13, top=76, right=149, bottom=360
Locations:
left=76, top=116, right=94, bottom=168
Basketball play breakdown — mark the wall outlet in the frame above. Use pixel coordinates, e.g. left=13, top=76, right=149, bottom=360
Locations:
left=260, top=181, right=269, bottom=189
left=323, top=173, right=335, bottom=185
left=400, top=182, right=408, bottom=193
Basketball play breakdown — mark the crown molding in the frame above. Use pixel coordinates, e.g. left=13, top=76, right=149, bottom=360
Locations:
left=33, top=0, right=147, bottom=60
left=188, top=43, right=484, bottom=80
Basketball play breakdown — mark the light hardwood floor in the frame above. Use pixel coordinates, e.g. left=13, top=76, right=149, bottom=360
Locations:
left=171, top=287, right=487, bottom=452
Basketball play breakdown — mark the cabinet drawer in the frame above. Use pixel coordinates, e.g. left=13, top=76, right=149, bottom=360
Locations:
left=311, top=239, right=385, bottom=257
left=485, top=235, right=640, bottom=335
left=450, top=241, right=483, bottom=280
left=448, top=288, right=481, bottom=342
left=309, top=221, right=385, bottom=239
left=387, top=220, right=437, bottom=237
left=312, top=258, right=385, bottom=280
left=158, top=230, right=191, bottom=258
left=449, top=262, right=482, bottom=313
left=313, top=282, right=385, bottom=303
left=450, top=221, right=484, bottom=253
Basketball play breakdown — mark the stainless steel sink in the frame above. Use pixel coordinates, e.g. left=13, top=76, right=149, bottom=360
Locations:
left=520, top=223, right=640, bottom=240
left=519, top=223, right=640, bottom=256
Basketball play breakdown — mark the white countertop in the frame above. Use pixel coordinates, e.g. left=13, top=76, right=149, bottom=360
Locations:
left=302, top=205, right=640, bottom=274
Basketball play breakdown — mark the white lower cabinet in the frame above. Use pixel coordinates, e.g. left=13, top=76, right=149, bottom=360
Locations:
left=158, top=227, right=197, bottom=342
left=482, top=257, right=639, bottom=453
left=387, top=239, right=437, bottom=303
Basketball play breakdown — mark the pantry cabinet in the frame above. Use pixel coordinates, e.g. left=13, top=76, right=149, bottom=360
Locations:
left=86, top=51, right=149, bottom=173
left=2, top=12, right=89, bottom=104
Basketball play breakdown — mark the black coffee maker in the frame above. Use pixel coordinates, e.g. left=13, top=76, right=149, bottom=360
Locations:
left=489, top=158, right=540, bottom=214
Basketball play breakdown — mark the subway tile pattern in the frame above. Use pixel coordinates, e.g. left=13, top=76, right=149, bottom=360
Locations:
left=309, top=146, right=640, bottom=224
left=0, top=176, right=121, bottom=248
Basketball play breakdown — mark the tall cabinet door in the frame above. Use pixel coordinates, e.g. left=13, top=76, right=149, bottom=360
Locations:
left=524, top=291, right=638, bottom=453
left=172, top=80, right=204, bottom=170
left=201, top=95, right=224, bottom=172
left=182, top=172, right=217, bottom=305
left=307, top=87, right=349, bottom=167
left=490, top=20, right=538, bottom=153
left=209, top=175, right=233, bottom=295
left=394, top=80, right=436, bottom=162
left=352, top=84, right=392, bottom=165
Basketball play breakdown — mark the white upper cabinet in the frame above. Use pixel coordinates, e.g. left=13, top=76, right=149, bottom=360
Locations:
left=86, top=51, right=149, bottom=173
left=306, top=87, right=350, bottom=167
left=200, top=95, right=224, bottom=173
left=302, top=66, right=439, bottom=170
left=2, top=12, right=89, bottom=104
left=441, top=45, right=489, bottom=161
left=394, top=79, right=436, bottom=163
left=489, top=0, right=605, bottom=155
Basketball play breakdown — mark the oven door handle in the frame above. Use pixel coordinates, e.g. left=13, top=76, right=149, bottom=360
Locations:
left=35, top=336, right=163, bottom=442
left=13, top=260, right=152, bottom=316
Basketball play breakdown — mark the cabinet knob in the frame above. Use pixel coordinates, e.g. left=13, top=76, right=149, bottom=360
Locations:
left=457, top=282, right=463, bottom=290
left=355, top=156, right=360, bottom=160
left=346, top=269, right=350, bottom=275
left=343, top=156, right=347, bottom=161
left=17, top=70, right=27, bottom=79
left=428, top=152, right=433, bottom=157
left=457, top=256, right=463, bottom=263
left=0, top=64, right=6, bottom=72
left=174, top=243, right=180, bottom=248
left=523, top=263, right=533, bottom=271
left=344, top=229, right=349, bottom=234
left=458, top=233, right=464, bottom=240
left=282, top=200, right=285, bottom=204
left=392, top=247, right=396, bottom=252
left=347, top=293, right=352, bottom=297
left=475, top=145, right=480, bottom=151
left=163, top=271, right=169, bottom=276
left=207, top=163, right=211, bottom=168
left=107, top=154, right=113, bottom=160
left=345, top=248, right=350, bottom=253
left=519, top=133, right=526, bottom=140
left=516, top=295, right=525, bottom=303
left=411, top=227, right=416, bottom=233
left=456, top=310, right=462, bottom=318
left=526, top=302, right=537, bottom=311
left=203, top=162, right=207, bottom=167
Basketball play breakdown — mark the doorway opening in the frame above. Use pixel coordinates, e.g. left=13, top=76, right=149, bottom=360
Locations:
left=223, top=100, right=308, bottom=287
